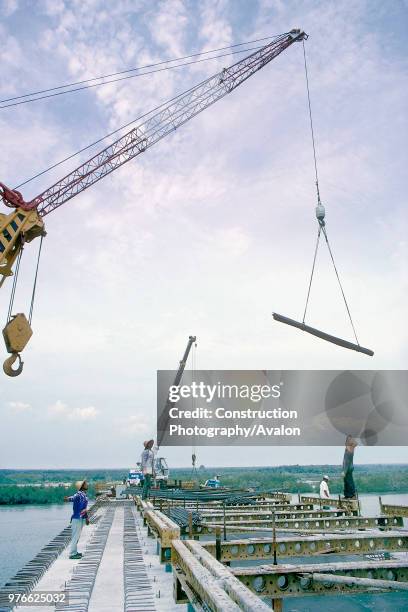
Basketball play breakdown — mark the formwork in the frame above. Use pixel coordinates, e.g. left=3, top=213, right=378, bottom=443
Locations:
left=138, top=490, right=408, bottom=610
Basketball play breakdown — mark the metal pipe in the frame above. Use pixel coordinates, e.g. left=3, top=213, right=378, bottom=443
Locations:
left=304, top=572, right=408, bottom=592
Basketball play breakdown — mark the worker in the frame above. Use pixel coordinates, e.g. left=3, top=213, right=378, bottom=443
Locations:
left=319, top=475, right=330, bottom=499
left=204, top=475, right=221, bottom=488
left=343, top=436, right=358, bottom=499
left=64, top=480, right=90, bottom=560
left=141, top=439, right=155, bottom=500
left=319, top=475, right=330, bottom=509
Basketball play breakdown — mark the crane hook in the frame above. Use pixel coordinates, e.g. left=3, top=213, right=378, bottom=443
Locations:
left=3, top=352, right=24, bottom=377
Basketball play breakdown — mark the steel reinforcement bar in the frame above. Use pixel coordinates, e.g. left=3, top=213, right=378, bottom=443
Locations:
left=123, top=503, right=156, bottom=611
left=152, top=501, right=302, bottom=513
left=200, top=509, right=356, bottom=521
left=55, top=504, right=116, bottom=611
left=148, top=490, right=291, bottom=503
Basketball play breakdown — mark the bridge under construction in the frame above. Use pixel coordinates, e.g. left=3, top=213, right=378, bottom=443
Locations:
left=0, top=490, right=407, bottom=611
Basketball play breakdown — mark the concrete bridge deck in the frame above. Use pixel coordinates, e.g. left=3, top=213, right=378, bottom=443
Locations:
left=1, top=494, right=408, bottom=611
left=0, top=499, right=185, bottom=612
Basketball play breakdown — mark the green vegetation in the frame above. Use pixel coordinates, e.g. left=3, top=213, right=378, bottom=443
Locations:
left=0, top=464, right=407, bottom=505
left=0, top=485, right=75, bottom=505
left=176, top=464, right=408, bottom=495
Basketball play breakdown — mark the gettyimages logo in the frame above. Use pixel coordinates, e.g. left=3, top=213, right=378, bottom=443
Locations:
left=157, top=370, right=408, bottom=446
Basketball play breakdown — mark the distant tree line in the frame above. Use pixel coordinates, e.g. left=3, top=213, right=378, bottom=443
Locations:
left=0, top=485, right=96, bottom=505
left=0, top=465, right=407, bottom=504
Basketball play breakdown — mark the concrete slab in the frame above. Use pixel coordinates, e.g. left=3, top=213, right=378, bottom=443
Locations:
left=88, top=506, right=124, bottom=612
left=15, top=509, right=101, bottom=612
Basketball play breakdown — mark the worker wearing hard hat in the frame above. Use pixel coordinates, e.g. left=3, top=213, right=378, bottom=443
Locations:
left=141, top=439, right=155, bottom=500
left=64, top=480, right=89, bottom=560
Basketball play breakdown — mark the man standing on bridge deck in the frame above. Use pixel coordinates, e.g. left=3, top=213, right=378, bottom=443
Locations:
left=141, top=439, right=155, bottom=500
left=64, top=479, right=89, bottom=559
left=343, top=436, right=358, bottom=499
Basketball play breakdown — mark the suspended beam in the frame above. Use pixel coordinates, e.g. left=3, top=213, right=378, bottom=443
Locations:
left=272, top=313, right=374, bottom=356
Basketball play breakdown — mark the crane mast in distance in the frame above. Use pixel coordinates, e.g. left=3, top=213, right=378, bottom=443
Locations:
left=0, top=29, right=306, bottom=375
left=157, top=335, right=197, bottom=448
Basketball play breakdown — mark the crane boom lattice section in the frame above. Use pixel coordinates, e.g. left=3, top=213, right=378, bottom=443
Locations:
left=35, top=30, right=306, bottom=216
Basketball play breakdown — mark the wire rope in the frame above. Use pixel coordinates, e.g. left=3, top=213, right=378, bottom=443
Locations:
left=301, top=41, right=360, bottom=345
left=7, top=247, right=23, bottom=323
left=28, top=234, right=44, bottom=325
left=0, top=37, right=278, bottom=109
left=302, top=226, right=321, bottom=324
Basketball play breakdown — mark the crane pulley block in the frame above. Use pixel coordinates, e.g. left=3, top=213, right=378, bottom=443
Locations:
left=3, top=313, right=33, bottom=354
left=2, top=313, right=33, bottom=376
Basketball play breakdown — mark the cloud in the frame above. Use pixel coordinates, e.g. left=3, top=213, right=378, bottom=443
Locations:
left=1, top=0, right=19, bottom=18
left=48, top=401, right=99, bottom=420
left=6, top=401, right=32, bottom=412
left=118, top=414, right=151, bottom=437
left=69, top=406, right=100, bottom=420
left=48, top=400, right=69, bottom=416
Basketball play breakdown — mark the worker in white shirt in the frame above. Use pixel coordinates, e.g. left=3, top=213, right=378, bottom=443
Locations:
left=319, top=475, right=330, bottom=507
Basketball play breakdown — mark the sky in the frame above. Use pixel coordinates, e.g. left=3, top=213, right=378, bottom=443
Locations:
left=0, top=0, right=407, bottom=469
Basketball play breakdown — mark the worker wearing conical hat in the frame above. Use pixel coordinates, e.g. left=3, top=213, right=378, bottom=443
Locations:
left=64, top=479, right=89, bottom=559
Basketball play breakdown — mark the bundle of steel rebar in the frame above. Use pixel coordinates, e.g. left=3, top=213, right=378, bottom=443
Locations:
left=55, top=504, right=115, bottom=611
left=150, top=489, right=257, bottom=502
left=165, top=507, right=202, bottom=528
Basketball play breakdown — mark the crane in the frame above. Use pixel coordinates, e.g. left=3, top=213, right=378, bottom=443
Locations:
left=0, top=29, right=306, bottom=375
left=156, top=335, right=197, bottom=481
left=157, top=334, right=197, bottom=448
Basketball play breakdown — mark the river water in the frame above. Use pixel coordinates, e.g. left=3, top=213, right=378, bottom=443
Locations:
left=0, top=494, right=407, bottom=610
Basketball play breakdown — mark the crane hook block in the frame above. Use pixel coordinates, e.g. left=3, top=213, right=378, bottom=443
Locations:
left=3, top=352, right=24, bottom=377
left=315, top=203, right=325, bottom=224
left=2, top=313, right=33, bottom=376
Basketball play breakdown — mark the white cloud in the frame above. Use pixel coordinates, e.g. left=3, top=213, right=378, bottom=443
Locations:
left=118, top=414, right=151, bottom=436
left=48, top=401, right=99, bottom=420
left=69, top=406, right=99, bottom=420
left=48, top=400, right=69, bottom=416
left=6, top=401, right=31, bottom=412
